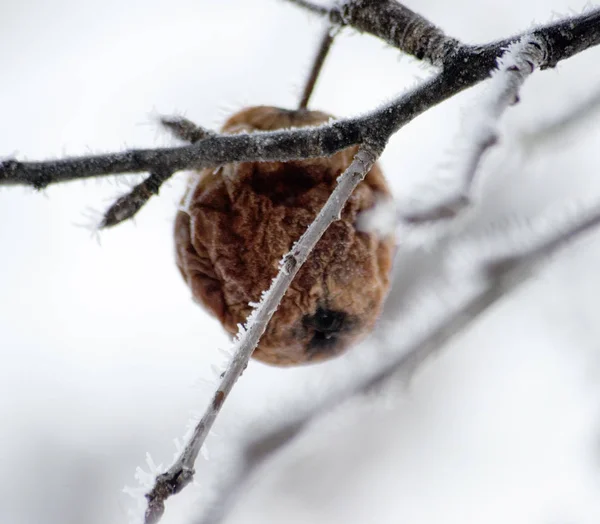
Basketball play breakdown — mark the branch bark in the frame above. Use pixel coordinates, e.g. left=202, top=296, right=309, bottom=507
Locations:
left=2, top=7, right=599, bottom=227
left=332, top=0, right=461, bottom=67
left=298, top=25, right=337, bottom=109
left=143, top=143, right=383, bottom=524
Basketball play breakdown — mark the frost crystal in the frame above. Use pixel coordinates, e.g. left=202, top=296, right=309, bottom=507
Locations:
left=123, top=453, right=166, bottom=523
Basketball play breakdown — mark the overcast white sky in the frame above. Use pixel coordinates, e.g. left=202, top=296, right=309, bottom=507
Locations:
left=2, top=1, right=600, bottom=523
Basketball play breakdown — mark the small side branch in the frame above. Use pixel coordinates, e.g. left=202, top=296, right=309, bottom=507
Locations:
left=401, top=36, right=547, bottom=224
left=288, top=0, right=600, bottom=72
left=160, top=116, right=214, bottom=144
left=284, top=0, right=329, bottom=17
left=100, top=118, right=216, bottom=227
left=1, top=9, right=599, bottom=195
left=299, top=26, right=336, bottom=109
left=143, top=143, right=384, bottom=524
left=100, top=169, right=172, bottom=228
left=286, top=0, right=460, bottom=66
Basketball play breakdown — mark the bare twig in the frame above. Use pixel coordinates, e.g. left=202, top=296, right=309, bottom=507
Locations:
left=98, top=118, right=216, bottom=227
left=160, top=116, right=214, bottom=144
left=286, top=0, right=460, bottom=66
left=143, top=143, right=383, bottom=524
left=299, top=25, right=336, bottom=109
left=336, top=0, right=461, bottom=67
left=1, top=8, right=599, bottom=192
left=283, top=0, right=329, bottom=17
left=401, top=36, right=546, bottom=224
left=99, top=169, right=172, bottom=228
left=289, top=0, right=600, bottom=71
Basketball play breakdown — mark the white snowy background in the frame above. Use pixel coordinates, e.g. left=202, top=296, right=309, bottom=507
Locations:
left=2, top=0, right=600, bottom=523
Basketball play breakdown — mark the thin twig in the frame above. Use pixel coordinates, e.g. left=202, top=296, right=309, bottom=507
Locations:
left=285, top=0, right=460, bottom=66
left=299, top=26, right=336, bottom=109
left=143, top=143, right=383, bottom=524
left=283, top=0, right=329, bottom=17
left=100, top=169, right=172, bottom=228
left=1, top=9, right=599, bottom=191
left=289, top=0, right=600, bottom=71
left=401, top=36, right=546, bottom=224
left=160, top=116, right=214, bottom=144
left=335, top=0, right=461, bottom=67
left=97, top=118, right=216, bottom=227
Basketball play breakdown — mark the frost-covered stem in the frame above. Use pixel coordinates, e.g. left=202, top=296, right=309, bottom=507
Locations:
left=196, top=198, right=600, bottom=524
left=2, top=8, right=599, bottom=194
left=160, top=116, right=215, bottom=144
left=96, top=118, right=215, bottom=228
left=143, top=143, right=382, bottom=524
left=333, top=0, right=460, bottom=67
left=100, top=117, right=217, bottom=227
left=287, top=0, right=460, bottom=66
left=283, top=0, right=329, bottom=17
left=299, top=25, right=336, bottom=109
left=99, top=169, right=172, bottom=228
left=402, top=35, right=547, bottom=224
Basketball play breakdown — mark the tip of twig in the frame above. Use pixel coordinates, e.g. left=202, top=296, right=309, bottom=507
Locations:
left=159, top=116, right=214, bottom=143
left=99, top=170, right=173, bottom=228
left=99, top=193, right=140, bottom=229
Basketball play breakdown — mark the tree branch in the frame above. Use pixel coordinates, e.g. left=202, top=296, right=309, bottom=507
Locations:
left=285, top=0, right=459, bottom=66
left=1, top=7, right=598, bottom=199
left=159, top=116, right=214, bottom=144
left=96, top=118, right=215, bottom=228
left=334, top=0, right=461, bottom=67
left=299, top=25, right=337, bottom=109
left=283, top=0, right=329, bottom=17
left=99, top=169, right=172, bottom=228
left=143, top=143, right=383, bottom=524
left=401, top=36, right=546, bottom=224
left=288, top=0, right=600, bottom=71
